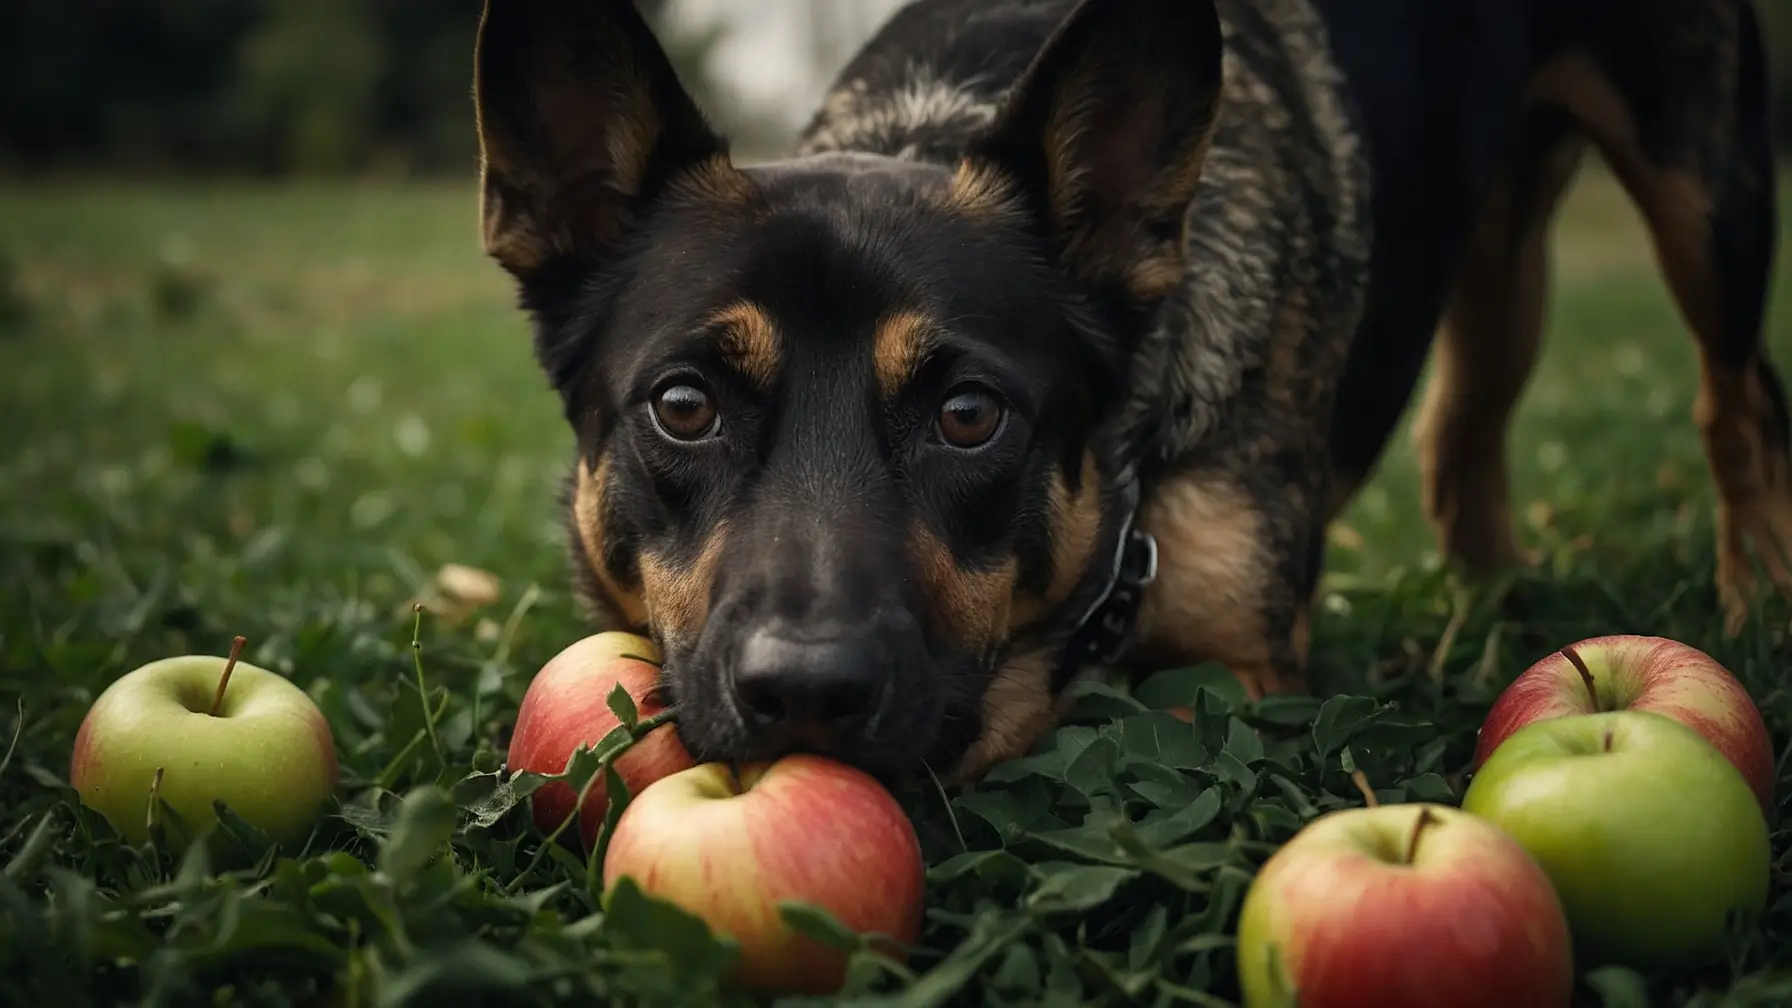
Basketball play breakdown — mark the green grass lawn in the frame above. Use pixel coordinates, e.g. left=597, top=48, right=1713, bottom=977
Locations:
left=0, top=166, right=1789, bottom=1006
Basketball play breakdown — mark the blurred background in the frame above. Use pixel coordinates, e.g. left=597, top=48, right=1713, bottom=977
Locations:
left=1, top=0, right=1789, bottom=175
left=0, top=0, right=915, bottom=174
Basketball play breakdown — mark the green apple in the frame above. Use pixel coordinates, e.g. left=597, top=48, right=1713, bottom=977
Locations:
left=70, top=641, right=338, bottom=851
left=1462, top=710, right=1769, bottom=968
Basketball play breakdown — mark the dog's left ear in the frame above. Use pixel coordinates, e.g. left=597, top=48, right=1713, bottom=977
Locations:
left=956, top=0, right=1225, bottom=305
left=473, top=0, right=741, bottom=284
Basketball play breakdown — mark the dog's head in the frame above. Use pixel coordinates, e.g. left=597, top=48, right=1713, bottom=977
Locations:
left=475, top=0, right=1223, bottom=780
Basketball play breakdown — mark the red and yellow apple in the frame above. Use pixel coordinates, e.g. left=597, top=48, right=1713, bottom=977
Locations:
left=71, top=643, right=338, bottom=851
left=1473, top=635, right=1773, bottom=812
left=602, top=754, right=925, bottom=995
left=1236, top=803, right=1572, bottom=1008
left=506, top=632, right=695, bottom=850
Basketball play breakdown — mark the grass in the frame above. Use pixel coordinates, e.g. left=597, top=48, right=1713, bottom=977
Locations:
left=0, top=164, right=1789, bottom=1006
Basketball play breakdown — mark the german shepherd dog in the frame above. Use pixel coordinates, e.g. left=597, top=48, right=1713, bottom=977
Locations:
left=472, top=0, right=1785, bottom=783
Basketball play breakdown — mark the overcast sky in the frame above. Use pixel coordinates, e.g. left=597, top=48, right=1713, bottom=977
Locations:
left=665, top=0, right=911, bottom=139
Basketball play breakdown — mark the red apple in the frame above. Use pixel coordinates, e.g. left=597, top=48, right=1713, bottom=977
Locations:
left=602, top=754, right=925, bottom=995
left=506, top=632, right=696, bottom=850
left=1474, top=635, right=1773, bottom=812
left=1236, top=803, right=1573, bottom=1008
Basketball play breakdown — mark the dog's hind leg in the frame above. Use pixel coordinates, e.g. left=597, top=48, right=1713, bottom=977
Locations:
left=1413, top=111, right=1587, bottom=575
left=1533, top=5, right=1788, bottom=633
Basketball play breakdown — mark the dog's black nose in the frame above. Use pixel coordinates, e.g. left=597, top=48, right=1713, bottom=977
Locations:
left=731, top=625, right=889, bottom=746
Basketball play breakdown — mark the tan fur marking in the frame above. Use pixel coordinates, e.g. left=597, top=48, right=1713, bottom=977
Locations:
left=638, top=523, right=730, bottom=652
left=1014, top=452, right=1105, bottom=629
left=949, top=650, right=1080, bottom=783
left=707, top=301, right=781, bottom=388
left=572, top=459, right=649, bottom=629
left=874, top=311, right=938, bottom=398
left=666, top=153, right=754, bottom=206
left=908, top=525, right=1016, bottom=649
left=1132, top=474, right=1298, bottom=699
left=938, top=159, right=1024, bottom=219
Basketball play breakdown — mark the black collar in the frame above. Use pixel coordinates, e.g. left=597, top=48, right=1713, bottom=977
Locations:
left=1061, top=464, right=1159, bottom=668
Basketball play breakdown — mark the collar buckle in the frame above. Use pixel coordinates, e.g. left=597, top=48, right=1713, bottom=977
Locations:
left=1064, top=466, right=1158, bottom=668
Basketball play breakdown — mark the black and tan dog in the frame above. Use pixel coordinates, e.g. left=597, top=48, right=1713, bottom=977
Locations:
left=472, top=0, right=1786, bottom=782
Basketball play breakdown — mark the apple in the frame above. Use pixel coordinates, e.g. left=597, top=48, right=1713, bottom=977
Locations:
left=1462, top=710, right=1770, bottom=969
left=506, top=632, right=695, bottom=850
left=602, top=754, right=925, bottom=995
left=70, top=637, right=338, bottom=851
left=1474, top=635, right=1773, bottom=812
left=1236, top=802, right=1573, bottom=1008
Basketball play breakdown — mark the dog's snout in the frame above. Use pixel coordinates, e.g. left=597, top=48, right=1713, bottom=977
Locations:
left=730, top=623, right=893, bottom=746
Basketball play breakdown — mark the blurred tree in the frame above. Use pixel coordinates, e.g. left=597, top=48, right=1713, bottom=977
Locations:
left=0, top=0, right=749, bottom=176
left=1760, top=0, right=1792, bottom=148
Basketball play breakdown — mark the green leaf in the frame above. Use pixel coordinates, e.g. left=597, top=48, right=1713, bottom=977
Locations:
left=1133, top=788, right=1223, bottom=849
left=1223, top=718, right=1265, bottom=765
left=780, top=901, right=866, bottom=953
left=1026, top=865, right=1139, bottom=915
left=378, top=787, right=458, bottom=885
left=600, top=874, right=739, bottom=981
left=1122, top=760, right=1205, bottom=809
left=1133, top=663, right=1243, bottom=711
left=1585, top=966, right=1651, bottom=1008
left=1403, top=772, right=1456, bottom=803
left=1310, top=695, right=1391, bottom=756
left=375, top=941, right=536, bottom=1008
left=927, top=849, right=1031, bottom=887
left=1027, top=817, right=1128, bottom=865
left=883, top=912, right=1032, bottom=1008
left=211, top=800, right=279, bottom=863
left=1063, top=735, right=1121, bottom=804
left=1250, top=694, right=1324, bottom=726
left=953, top=790, right=1036, bottom=842
left=605, top=681, right=639, bottom=730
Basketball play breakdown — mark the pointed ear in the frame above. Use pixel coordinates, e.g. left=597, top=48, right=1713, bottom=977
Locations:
left=473, top=0, right=748, bottom=282
left=952, top=0, right=1225, bottom=305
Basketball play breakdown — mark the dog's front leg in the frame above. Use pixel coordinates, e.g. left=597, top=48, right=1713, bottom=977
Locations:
left=1128, top=469, right=1313, bottom=699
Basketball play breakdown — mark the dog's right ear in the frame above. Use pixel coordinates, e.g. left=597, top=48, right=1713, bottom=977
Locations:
left=474, top=0, right=744, bottom=284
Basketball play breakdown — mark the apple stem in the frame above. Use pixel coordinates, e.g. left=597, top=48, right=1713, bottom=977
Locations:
left=1603, top=727, right=1614, bottom=753
left=209, top=635, right=247, bottom=717
left=1404, top=807, right=1439, bottom=865
left=1560, top=644, right=1599, bottom=711
left=1349, top=769, right=1379, bottom=808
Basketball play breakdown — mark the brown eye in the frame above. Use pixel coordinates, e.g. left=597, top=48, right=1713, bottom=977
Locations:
left=936, top=385, right=1004, bottom=449
left=653, top=383, right=720, bottom=440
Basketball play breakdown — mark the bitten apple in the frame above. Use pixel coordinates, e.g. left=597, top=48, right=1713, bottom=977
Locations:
left=1474, top=635, right=1773, bottom=812
left=602, top=755, right=925, bottom=996
left=506, top=632, right=695, bottom=850
left=1236, top=803, right=1573, bottom=1008
left=1463, top=710, right=1770, bottom=969
left=70, top=640, right=338, bottom=851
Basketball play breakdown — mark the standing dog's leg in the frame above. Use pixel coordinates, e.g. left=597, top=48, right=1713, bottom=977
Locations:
left=1132, top=471, right=1315, bottom=699
left=1532, top=5, right=1788, bottom=633
left=1413, top=113, right=1587, bottom=574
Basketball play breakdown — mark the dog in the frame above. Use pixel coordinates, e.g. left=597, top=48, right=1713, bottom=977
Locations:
left=472, top=0, right=1786, bottom=783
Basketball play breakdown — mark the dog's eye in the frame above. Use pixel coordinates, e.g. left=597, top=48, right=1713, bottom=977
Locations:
left=652, top=383, right=720, bottom=441
left=935, top=385, right=1005, bottom=449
